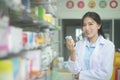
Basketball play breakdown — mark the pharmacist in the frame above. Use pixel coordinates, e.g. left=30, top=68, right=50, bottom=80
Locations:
left=66, top=12, right=115, bottom=80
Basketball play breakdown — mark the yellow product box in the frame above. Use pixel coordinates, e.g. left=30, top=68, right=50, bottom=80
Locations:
left=0, top=58, right=20, bottom=80
left=114, top=52, right=120, bottom=67
left=44, top=14, right=53, bottom=23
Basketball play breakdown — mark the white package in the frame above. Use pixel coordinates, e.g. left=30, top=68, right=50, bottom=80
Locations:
left=9, top=26, right=23, bottom=53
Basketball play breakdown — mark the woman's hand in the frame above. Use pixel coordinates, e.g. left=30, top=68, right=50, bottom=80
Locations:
left=66, top=37, right=76, bottom=61
left=73, top=72, right=80, bottom=79
left=65, top=38, right=75, bottom=53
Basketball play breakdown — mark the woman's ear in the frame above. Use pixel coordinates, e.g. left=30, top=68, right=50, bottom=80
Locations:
left=98, top=24, right=101, bottom=29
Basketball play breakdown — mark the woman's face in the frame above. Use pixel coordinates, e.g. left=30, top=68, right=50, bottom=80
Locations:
left=82, top=17, right=100, bottom=39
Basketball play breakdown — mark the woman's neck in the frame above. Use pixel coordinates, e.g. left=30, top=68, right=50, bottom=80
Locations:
left=89, top=34, right=99, bottom=45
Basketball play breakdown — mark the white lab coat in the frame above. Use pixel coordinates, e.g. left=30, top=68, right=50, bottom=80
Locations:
left=68, top=36, right=115, bottom=80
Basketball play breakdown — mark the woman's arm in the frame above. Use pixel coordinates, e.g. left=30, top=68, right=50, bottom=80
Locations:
left=66, top=37, right=76, bottom=61
left=66, top=37, right=82, bottom=74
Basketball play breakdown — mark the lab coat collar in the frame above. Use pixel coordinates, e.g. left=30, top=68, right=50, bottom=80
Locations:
left=98, top=35, right=106, bottom=45
left=84, top=35, right=105, bottom=47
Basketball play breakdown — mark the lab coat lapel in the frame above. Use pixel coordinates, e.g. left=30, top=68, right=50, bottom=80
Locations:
left=77, top=40, right=86, bottom=69
left=90, top=43, right=100, bottom=68
left=90, top=36, right=105, bottom=68
left=80, top=40, right=87, bottom=69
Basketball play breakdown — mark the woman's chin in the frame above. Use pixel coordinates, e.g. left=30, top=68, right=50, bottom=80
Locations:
left=86, top=35, right=92, bottom=38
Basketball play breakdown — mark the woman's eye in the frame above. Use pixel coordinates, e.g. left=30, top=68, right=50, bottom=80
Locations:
left=82, top=22, right=93, bottom=27
left=83, top=25, right=85, bottom=27
left=88, top=23, right=93, bottom=25
left=83, top=24, right=86, bottom=26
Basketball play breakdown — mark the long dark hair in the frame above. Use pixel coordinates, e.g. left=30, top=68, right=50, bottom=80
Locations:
left=81, top=12, right=105, bottom=38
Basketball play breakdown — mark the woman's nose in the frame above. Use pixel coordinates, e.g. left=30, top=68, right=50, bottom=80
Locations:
left=84, top=25, right=89, bottom=30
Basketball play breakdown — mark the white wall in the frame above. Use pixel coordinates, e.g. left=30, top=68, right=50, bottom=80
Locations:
left=56, top=0, right=120, bottom=19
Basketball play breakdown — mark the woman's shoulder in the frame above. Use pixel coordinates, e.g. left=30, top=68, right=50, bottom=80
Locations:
left=98, top=36, right=115, bottom=54
left=101, top=37, right=115, bottom=48
left=99, top=35, right=113, bottom=45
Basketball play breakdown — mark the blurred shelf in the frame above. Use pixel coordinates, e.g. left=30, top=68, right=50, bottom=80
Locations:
left=0, top=41, right=59, bottom=60
left=0, top=0, right=58, bottom=32
left=0, top=50, right=26, bottom=60
left=8, top=9, right=58, bottom=32
left=30, top=0, right=57, bottom=17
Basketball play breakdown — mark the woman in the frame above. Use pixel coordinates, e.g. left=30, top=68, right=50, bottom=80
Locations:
left=66, top=12, right=115, bottom=80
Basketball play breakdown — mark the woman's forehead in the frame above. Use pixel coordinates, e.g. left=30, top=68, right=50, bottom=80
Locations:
left=83, top=17, right=95, bottom=23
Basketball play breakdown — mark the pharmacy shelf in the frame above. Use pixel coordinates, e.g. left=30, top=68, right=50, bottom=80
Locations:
left=9, top=11, right=58, bottom=32
left=30, top=0, right=57, bottom=17
left=0, top=50, right=26, bottom=60
left=0, top=42, right=59, bottom=60
left=0, top=1, right=59, bottom=80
